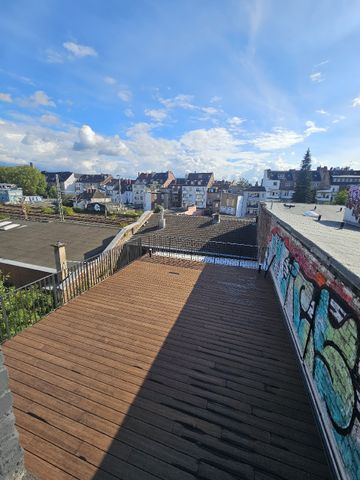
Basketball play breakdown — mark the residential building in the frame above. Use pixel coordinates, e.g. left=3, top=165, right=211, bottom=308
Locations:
left=42, top=171, right=77, bottom=194
left=330, top=168, right=360, bottom=190
left=239, top=184, right=266, bottom=217
left=182, top=172, right=214, bottom=209
left=73, top=189, right=111, bottom=210
left=219, top=192, right=242, bottom=216
left=206, top=180, right=233, bottom=213
left=75, top=174, right=113, bottom=193
left=262, top=167, right=330, bottom=202
left=103, top=178, right=134, bottom=204
left=133, top=171, right=175, bottom=209
left=0, top=183, right=23, bottom=204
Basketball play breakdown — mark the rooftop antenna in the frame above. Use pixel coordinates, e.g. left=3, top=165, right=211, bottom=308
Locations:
left=55, top=174, right=65, bottom=222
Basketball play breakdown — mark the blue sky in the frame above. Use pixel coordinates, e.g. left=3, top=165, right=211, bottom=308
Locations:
left=1, top=0, right=360, bottom=181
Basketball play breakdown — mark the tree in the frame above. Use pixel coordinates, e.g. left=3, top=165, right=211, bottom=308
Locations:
left=235, top=177, right=251, bottom=190
left=46, top=185, right=58, bottom=198
left=334, top=189, right=348, bottom=206
left=293, top=149, right=313, bottom=203
left=0, top=166, right=47, bottom=195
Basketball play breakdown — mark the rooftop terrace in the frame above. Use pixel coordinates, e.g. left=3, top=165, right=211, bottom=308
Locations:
left=265, top=203, right=360, bottom=284
left=3, top=256, right=331, bottom=479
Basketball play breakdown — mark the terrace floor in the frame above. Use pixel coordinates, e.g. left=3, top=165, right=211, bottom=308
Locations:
left=3, top=256, right=332, bottom=480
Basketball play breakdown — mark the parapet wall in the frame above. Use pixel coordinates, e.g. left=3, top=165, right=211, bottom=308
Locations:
left=258, top=204, right=360, bottom=480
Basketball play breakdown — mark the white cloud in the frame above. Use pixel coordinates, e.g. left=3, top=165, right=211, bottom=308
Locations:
left=0, top=93, right=13, bottom=103
left=63, top=42, right=97, bottom=58
left=160, top=94, right=196, bottom=110
left=304, top=120, right=327, bottom=135
left=117, top=89, right=132, bottom=102
left=227, top=116, right=246, bottom=126
left=124, top=108, right=134, bottom=118
left=45, top=49, right=65, bottom=64
left=332, top=115, right=346, bottom=124
left=19, top=90, right=56, bottom=108
left=73, top=124, right=128, bottom=156
left=144, top=109, right=167, bottom=122
left=315, top=60, right=329, bottom=67
left=252, top=128, right=304, bottom=150
left=201, top=107, right=218, bottom=115
left=210, top=96, right=222, bottom=104
left=316, top=109, right=329, bottom=115
left=40, top=113, right=60, bottom=125
left=352, top=95, right=360, bottom=107
left=104, top=76, right=117, bottom=85
left=310, top=72, right=324, bottom=83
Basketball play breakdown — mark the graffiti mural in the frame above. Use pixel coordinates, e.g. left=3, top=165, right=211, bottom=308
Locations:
left=346, top=185, right=360, bottom=224
left=265, top=227, right=360, bottom=479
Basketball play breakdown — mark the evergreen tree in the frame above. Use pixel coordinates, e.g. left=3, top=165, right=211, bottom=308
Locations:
left=293, top=149, right=313, bottom=203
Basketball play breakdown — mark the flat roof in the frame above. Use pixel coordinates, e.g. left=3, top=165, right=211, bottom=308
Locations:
left=266, top=202, right=360, bottom=283
left=4, top=257, right=330, bottom=479
left=0, top=220, right=119, bottom=269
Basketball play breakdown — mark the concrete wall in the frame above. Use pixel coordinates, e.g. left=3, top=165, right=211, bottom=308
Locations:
left=0, top=261, right=55, bottom=288
left=259, top=205, right=360, bottom=480
left=0, top=349, right=25, bottom=479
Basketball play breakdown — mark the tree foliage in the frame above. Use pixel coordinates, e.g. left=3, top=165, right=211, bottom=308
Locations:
left=334, top=189, right=348, bottom=206
left=293, top=149, right=313, bottom=203
left=0, top=271, right=54, bottom=340
left=235, top=177, right=251, bottom=190
left=0, top=166, right=47, bottom=196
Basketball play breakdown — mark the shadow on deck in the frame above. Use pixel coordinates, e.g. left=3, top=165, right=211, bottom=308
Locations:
left=3, top=256, right=332, bottom=480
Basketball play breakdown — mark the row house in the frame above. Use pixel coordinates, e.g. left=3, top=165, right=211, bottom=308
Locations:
left=238, top=185, right=266, bottom=217
left=73, top=189, right=111, bottom=210
left=75, top=174, right=113, bottom=194
left=42, top=171, right=77, bottom=194
left=133, top=171, right=175, bottom=209
left=182, top=172, right=214, bottom=209
left=103, top=178, right=135, bottom=204
left=206, top=180, right=234, bottom=213
left=262, top=167, right=330, bottom=202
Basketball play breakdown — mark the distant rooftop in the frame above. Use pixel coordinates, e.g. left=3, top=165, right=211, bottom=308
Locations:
left=0, top=220, right=119, bottom=269
left=135, top=213, right=256, bottom=243
left=266, top=202, right=360, bottom=285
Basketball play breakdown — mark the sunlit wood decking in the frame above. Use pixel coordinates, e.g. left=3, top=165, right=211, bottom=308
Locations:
left=3, top=256, right=332, bottom=480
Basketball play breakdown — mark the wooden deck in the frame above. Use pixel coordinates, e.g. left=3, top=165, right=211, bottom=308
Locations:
left=3, top=256, right=332, bottom=480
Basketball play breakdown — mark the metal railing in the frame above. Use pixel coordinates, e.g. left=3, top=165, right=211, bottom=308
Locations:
left=132, top=235, right=258, bottom=260
left=0, top=239, right=143, bottom=343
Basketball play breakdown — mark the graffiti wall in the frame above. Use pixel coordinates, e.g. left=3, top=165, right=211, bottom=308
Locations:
left=265, top=226, right=360, bottom=479
left=345, top=186, right=360, bottom=226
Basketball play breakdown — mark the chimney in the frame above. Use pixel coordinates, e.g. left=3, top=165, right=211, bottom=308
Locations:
left=212, top=213, right=220, bottom=224
left=158, top=207, right=166, bottom=229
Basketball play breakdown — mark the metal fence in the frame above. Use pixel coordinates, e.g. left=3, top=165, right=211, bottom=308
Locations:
left=0, top=239, right=143, bottom=343
left=132, top=235, right=258, bottom=260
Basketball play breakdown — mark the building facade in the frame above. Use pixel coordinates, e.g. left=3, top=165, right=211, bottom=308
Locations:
left=75, top=174, right=113, bottom=194
left=182, top=172, right=214, bottom=209
left=133, top=171, right=175, bottom=209
left=0, top=184, right=23, bottom=204
left=238, top=185, right=266, bottom=217
left=43, top=171, right=77, bottom=194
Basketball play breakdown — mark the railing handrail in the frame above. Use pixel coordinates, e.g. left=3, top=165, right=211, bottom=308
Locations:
left=0, top=239, right=143, bottom=343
